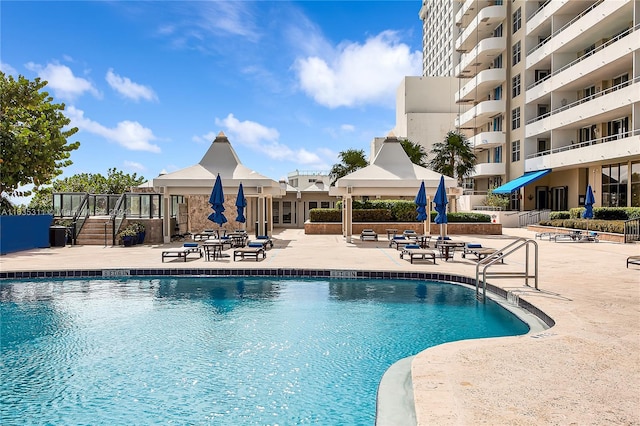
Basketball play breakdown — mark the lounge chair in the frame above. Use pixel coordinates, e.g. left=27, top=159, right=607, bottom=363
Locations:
left=627, top=255, right=640, bottom=268
left=402, top=230, right=418, bottom=240
left=461, top=243, right=502, bottom=262
left=400, top=244, right=436, bottom=264
left=360, top=229, right=378, bottom=241
left=162, top=243, right=202, bottom=262
left=256, top=235, right=274, bottom=248
left=233, top=246, right=266, bottom=261
left=247, top=240, right=269, bottom=250
left=389, top=236, right=411, bottom=250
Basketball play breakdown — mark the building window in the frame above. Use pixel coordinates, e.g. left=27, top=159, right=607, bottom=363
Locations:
left=320, top=201, right=330, bottom=208
left=512, top=74, right=521, bottom=98
left=512, top=41, right=521, bottom=65
left=511, top=107, right=520, bottom=130
left=494, top=146, right=502, bottom=163
left=612, top=73, right=629, bottom=90
left=602, top=163, right=628, bottom=207
left=493, top=54, right=502, bottom=69
left=511, top=140, right=520, bottom=162
left=631, top=162, right=640, bottom=207
left=494, top=85, right=502, bottom=100
left=512, top=8, right=521, bottom=33
left=493, top=115, right=502, bottom=131
left=493, top=23, right=503, bottom=38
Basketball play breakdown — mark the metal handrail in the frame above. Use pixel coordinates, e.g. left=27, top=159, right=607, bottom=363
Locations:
left=624, top=218, right=640, bottom=243
left=475, top=238, right=539, bottom=302
left=110, top=194, right=127, bottom=246
left=70, top=193, right=90, bottom=245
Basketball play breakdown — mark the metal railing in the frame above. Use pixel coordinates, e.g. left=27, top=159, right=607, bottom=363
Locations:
left=526, top=129, right=640, bottom=160
left=527, top=23, right=638, bottom=91
left=518, top=209, right=550, bottom=227
left=526, top=0, right=604, bottom=56
left=624, top=218, right=640, bottom=243
left=70, top=193, right=90, bottom=245
left=110, top=194, right=127, bottom=246
left=527, top=0, right=550, bottom=21
left=476, top=238, right=539, bottom=302
left=526, top=76, right=639, bottom=126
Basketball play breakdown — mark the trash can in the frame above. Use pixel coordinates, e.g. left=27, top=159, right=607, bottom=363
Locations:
left=49, top=226, right=67, bottom=247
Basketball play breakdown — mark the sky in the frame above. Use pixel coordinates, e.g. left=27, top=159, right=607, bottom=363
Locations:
left=2, top=0, right=423, bottom=198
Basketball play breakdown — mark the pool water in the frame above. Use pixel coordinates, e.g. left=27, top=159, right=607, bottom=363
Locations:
left=0, top=277, right=528, bottom=425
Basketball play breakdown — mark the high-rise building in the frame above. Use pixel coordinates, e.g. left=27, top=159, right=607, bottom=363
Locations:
left=446, top=0, right=639, bottom=210
left=419, top=0, right=461, bottom=76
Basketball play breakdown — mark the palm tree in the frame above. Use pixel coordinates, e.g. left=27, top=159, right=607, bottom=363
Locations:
left=329, top=149, right=368, bottom=185
left=428, top=130, right=476, bottom=186
left=400, top=139, right=428, bottom=167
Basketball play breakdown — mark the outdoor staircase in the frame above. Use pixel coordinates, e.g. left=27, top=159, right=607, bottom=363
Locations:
left=75, top=217, right=114, bottom=246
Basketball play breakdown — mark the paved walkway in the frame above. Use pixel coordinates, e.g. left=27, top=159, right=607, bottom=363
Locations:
left=1, top=228, right=639, bottom=425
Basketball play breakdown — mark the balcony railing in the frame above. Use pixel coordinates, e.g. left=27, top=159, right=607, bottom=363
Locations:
left=526, top=76, right=639, bottom=125
left=527, top=0, right=551, bottom=21
left=526, top=0, right=604, bottom=56
left=526, top=24, right=638, bottom=91
left=525, top=129, right=640, bottom=160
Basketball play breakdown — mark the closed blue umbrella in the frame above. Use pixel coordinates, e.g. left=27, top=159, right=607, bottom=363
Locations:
left=583, top=184, right=595, bottom=231
left=415, top=181, right=427, bottom=221
left=235, top=183, right=246, bottom=223
left=433, top=175, right=448, bottom=239
left=208, top=174, right=227, bottom=227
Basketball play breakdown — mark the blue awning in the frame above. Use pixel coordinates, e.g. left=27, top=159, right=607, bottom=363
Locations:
left=492, top=169, right=551, bottom=194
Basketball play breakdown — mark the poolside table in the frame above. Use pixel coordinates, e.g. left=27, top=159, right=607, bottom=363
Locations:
left=435, top=240, right=465, bottom=261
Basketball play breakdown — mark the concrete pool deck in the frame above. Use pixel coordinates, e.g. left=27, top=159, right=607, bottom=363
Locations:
left=1, top=227, right=639, bottom=425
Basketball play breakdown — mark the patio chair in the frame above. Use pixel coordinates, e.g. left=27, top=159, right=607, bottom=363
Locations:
left=461, top=243, right=502, bottom=262
left=399, top=244, right=436, bottom=264
left=256, top=235, right=274, bottom=248
left=162, top=243, right=203, bottom=262
left=627, top=255, right=640, bottom=268
left=360, top=229, right=378, bottom=241
left=233, top=246, right=266, bottom=261
left=389, top=235, right=411, bottom=250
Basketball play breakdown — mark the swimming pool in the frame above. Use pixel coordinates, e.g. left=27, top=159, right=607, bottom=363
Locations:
left=0, top=277, right=528, bottom=424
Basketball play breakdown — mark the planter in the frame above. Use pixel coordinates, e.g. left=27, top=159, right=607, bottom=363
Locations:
left=122, top=236, right=136, bottom=247
left=137, top=231, right=146, bottom=244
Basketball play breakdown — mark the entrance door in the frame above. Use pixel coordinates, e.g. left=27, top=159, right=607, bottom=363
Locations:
left=282, top=201, right=292, bottom=225
left=536, top=186, right=548, bottom=210
left=551, top=186, right=567, bottom=211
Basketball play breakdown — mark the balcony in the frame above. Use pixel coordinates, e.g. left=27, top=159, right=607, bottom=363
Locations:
left=456, top=68, right=506, bottom=103
left=455, top=5, right=506, bottom=53
left=525, top=130, right=640, bottom=171
left=469, top=131, right=505, bottom=150
left=471, top=162, right=505, bottom=178
left=456, top=99, right=505, bottom=129
left=455, top=0, right=495, bottom=27
left=526, top=77, right=640, bottom=138
left=455, top=37, right=505, bottom=77
left=526, top=0, right=629, bottom=69
left=526, top=24, right=639, bottom=102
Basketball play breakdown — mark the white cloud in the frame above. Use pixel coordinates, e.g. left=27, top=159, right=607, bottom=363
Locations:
left=106, top=69, right=158, bottom=102
left=1, top=62, right=17, bottom=75
left=123, top=160, right=146, bottom=171
left=66, top=106, right=161, bottom=153
left=25, top=62, right=100, bottom=100
left=340, top=124, right=355, bottom=132
left=294, top=31, right=421, bottom=108
left=214, top=113, right=333, bottom=168
left=192, top=131, right=217, bottom=144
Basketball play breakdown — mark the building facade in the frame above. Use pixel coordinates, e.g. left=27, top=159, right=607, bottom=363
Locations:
left=419, top=0, right=461, bottom=76
left=447, top=0, right=640, bottom=210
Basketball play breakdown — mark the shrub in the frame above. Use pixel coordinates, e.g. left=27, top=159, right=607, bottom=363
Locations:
left=309, top=208, right=341, bottom=222
left=538, top=219, right=625, bottom=234
left=447, top=212, right=491, bottom=223
left=549, top=211, right=570, bottom=220
left=353, top=209, right=393, bottom=222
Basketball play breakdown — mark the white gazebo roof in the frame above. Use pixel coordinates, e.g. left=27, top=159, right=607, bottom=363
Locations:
left=329, top=134, right=459, bottom=197
left=153, top=131, right=283, bottom=196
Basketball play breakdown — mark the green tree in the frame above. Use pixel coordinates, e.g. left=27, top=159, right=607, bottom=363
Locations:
left=29, top=168, right=146, bottom=210
left=400, top=139, right=428, bottom=167
left=428, top=130, right=476, bottom=186
left=329, top=149, right=368, bottom=185
left=0, top=72, right=80, bottom=197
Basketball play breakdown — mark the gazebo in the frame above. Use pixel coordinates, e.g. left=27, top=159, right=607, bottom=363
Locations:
left=153, top=132, right=284, bottom=242
left=328, top=134, right=460, bottom=241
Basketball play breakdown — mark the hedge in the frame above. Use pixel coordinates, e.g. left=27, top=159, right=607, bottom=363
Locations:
left=309, top=207, right=491, bottom=223
left=567, top=207, right=640, bottom=220
left=538, top=219, right=625, bottom=234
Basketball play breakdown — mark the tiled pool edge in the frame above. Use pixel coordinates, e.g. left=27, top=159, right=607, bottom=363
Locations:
left=0, top=267, right=555, bottom=328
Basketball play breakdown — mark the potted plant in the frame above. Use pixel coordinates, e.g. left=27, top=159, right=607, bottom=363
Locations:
left=131, top=222, right=146, bottom=244
left=119, top=227, right=138, bottom=247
